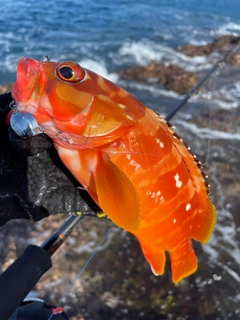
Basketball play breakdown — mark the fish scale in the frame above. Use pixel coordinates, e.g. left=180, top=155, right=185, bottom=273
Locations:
left=12, top=56, right=216, bottom=283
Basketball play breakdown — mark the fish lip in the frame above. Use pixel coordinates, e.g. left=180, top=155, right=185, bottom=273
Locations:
left=12, top=56, right=40, bottom=104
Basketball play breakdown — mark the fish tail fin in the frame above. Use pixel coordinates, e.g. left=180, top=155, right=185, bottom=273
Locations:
left=140, top=243, right=166, bottom=276
left=169, top=240, right=198, bottom=283
left=192, top=201, right=216, bottom=244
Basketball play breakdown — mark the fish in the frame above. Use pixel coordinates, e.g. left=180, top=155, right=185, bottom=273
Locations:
left=12, top=56, right=216, bottom=283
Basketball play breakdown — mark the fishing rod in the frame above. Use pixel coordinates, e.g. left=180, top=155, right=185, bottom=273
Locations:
left=165, top=39, right=240, bottom=121
left=41, top=214, right=84, bottom=256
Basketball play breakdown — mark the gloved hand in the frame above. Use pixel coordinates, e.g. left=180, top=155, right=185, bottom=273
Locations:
left=0, top=92, right=99, bottom=226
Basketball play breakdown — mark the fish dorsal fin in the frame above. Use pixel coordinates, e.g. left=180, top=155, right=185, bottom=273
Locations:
left=166, top=123, right=216, bottom=243
left=93, top=152, right=141, bottom=232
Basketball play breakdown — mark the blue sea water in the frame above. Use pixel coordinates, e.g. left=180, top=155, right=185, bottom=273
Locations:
left=1, top=0, right=240, bottom=116
left=1, top=0, right=240, bottom=84
left=1, top=1, right=240, bottom=319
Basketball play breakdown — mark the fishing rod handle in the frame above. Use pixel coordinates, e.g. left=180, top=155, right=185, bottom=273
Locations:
left=0, top=245, right=52, bottom=320
left=41, top=214, right=84, bottom=256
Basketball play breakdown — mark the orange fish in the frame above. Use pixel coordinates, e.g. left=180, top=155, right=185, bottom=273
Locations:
left=12, top=56, right=216, bottom=283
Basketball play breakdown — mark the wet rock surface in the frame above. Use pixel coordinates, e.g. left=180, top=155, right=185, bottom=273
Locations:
left=120, top=35, right=240, bottom=95
left=226, top=52, right=240, bottom=66
left=0, top=82, right=14, bottom=94
left=180, top=35, right=240, bottom=57
left=121, top=63, right=199, bottom=95
left=191, top=109, right=240, bottom=134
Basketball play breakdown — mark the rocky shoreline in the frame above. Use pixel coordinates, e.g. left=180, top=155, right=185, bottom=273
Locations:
left=0, top=82, right=14, bottom=94
left=1, top=35, right=239, bottom=97
left=120, top=35, right=240, bottom=94
left=180, top=34, right=240, bottom=58
left=121, top=62, right=199, bottom=95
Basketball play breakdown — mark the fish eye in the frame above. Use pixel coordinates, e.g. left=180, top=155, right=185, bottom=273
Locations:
left=56, top=63, right=85, bottom=83
left=59, top=66, right=74, bottom=79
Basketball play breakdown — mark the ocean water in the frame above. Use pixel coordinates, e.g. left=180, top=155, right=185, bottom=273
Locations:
left=1, top=1, right=240, bottom=319
left=1, top=0, right=240, bottom=112
left=1, top=0, right=240, bottom=81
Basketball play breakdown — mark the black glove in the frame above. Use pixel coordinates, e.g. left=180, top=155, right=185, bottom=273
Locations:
left=8, top=299, right=69, bottom=320
left=0, top=92, right=99, bottom=226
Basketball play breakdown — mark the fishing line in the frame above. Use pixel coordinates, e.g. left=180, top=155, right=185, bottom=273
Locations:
left=194, top=61, right=225, bottom=167
left=165, top=39, right=240, bottom=122
left=193, top=71, right=216, bottom=167
left=201, top=91, right=214, bottom=167
left=205, top=61, right=229, bottom=166
left=48, top=227, right=112, bottom=320
left=173, top=42, right=239, bottom=167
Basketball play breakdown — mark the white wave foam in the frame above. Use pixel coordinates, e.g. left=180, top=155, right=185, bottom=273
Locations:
left=212, top=98, right=239, bottom=110
left=0, top=54, right=18, bottom=73
left=74, top=228, right=120, bottom=254
left=79, top=58, right=119, bottom=83
left=216, top=261, right=240, bottom=282
left=202, top=165, right=240, bottom=281
left=219, top=81, right=240, bottom=105
left=198, top=95, right=239, bottom=110
left=118, top=39, right=211, bottom=72
left=212, top=22, right=240, bottom=37
left=118, top=40, right=166, bottom=66
left=199, top=81, right=240, bottom=110
left=173, top=120, right=240, bottom=140
left=119, top=80, right=183, bottom=99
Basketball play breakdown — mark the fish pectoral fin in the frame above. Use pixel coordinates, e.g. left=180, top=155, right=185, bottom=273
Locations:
left=94, top=152, right=141, bottom=232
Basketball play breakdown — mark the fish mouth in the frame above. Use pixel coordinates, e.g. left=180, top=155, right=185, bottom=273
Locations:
left=12, top=56, right=40, bottom=103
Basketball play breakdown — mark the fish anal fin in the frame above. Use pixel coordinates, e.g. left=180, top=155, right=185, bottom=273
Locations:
left=140, top=243, right=166, bottom=276
left=169, top=240, right=198, bottom=283
left=94, top=152, right=141, bottom=232
left=192, top=201, right=216, bottom=244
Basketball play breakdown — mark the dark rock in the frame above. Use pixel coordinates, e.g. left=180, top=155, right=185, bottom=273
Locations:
left=226, top=52, right=240, bottom=65
left=121, top=62, right=199, bottom=95
left=180, top=43, right=213, bottom=57
left=191, top=109, right=240, bottom=134
left=180, top=35, right=240, bottom=57
left=120, top=34, right=240, bottom=94
left=213, top=34, right=240, bottom=50
left=0, top=82, right=14, bottom=94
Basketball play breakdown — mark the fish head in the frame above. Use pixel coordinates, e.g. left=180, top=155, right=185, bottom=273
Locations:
left=12, top=56, right=144, bottom=147
left=12, top=56, right=90, bottom=126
